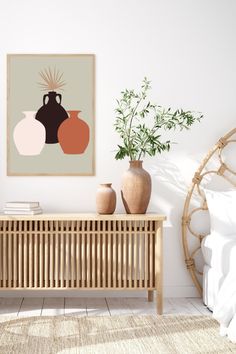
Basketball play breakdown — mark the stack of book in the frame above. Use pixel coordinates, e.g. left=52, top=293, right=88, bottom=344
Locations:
left=3, top=201, right=43, bottom=215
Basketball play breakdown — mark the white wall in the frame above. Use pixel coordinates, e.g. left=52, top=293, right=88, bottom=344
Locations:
left=0, top=0, right=236, bottom=297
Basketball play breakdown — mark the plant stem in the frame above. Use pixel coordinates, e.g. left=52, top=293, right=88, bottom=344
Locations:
left=127, top=96, right=143, bottom=160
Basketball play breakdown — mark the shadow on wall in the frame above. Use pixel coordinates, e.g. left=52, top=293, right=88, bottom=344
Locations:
left=147, top=157, right=200, bottom=224
left=145, top=156, right=208, bottom=286
left=147, top=150, right=235, bottom=224
left=145, top=157, right=199, bottom=285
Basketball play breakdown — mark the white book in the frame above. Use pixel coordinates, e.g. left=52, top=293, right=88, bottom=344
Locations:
left=4, top=209, right=43, bottom=215
left=5, top=201, right=40, bottom=208
left=4, top=206, right=41, bottom=211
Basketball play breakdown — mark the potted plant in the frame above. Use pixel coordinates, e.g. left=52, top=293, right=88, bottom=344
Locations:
left=114, top=78, right=203, bottom=214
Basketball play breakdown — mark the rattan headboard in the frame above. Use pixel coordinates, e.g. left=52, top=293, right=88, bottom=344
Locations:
left=182, top=128, right=236, bottom=295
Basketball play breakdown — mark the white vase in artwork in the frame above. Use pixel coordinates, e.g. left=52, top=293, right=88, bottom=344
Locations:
left=13, top=111, right=46, bottom=156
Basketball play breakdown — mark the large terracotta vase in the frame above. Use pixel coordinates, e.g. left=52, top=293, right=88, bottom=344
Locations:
left=35, top=91, right=68, bottom=144
left=96, top=183, right=116, bottom=214
left=13, top=111, right=46, bottom=156
left=58, top=110, right=90, bottom=154
left=121, top=160, right=151, bottom=214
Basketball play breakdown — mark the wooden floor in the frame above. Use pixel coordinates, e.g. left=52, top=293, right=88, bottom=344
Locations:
left=0, top=297, right=211, bottom=317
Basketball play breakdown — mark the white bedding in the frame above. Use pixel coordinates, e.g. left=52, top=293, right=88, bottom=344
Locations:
left=201, top=232, right=236, bottom=274
left=213, top=271, right=236, bottom=342
left=202, top=265, right=224, bottom=310
left=201, top=232, right=236, bottom=342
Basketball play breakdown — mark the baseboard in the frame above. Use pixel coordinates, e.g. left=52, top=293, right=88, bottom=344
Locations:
left=0, top=286, right=200, bottom=298
left=163, top=286, right=200, bottom=298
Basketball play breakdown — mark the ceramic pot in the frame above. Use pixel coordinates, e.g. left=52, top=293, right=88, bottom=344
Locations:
left=13, top=111, right=46, bottom=156
left=96, top=183, right=116, bottom=214
left=35, top=91, right=68, bottom=144
left=121, top=160, right=151, bottom=214
left=58, top=110, right=90, bottom=154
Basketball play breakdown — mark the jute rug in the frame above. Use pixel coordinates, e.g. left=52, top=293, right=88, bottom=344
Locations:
left=0, top=315, right=235, bottom=354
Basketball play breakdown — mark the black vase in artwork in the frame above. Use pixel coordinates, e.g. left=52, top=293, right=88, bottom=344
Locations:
left=35, top=91, right=68, bottom=144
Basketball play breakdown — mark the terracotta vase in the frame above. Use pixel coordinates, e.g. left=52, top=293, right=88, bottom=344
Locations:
left=13, top=111, right=46, bottom=156
left=121, top=160, right=151, bottom=214
left=58, top=110, right=90, bottom=154
left=35, top=91, right=68, bottom=144
left=96, top=183, right=116, bottom=214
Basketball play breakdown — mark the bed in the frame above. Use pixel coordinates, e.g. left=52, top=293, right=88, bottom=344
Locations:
left=182, top=128, right=236, bottom=341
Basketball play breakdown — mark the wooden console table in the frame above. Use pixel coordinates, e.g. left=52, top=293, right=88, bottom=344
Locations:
left=0, top=214, right=166, bottom=314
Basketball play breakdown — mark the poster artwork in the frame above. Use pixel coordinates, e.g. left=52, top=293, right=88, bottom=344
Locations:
left=7, top=54, right=95, bottom=176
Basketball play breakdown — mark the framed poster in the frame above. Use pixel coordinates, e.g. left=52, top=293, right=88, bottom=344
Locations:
left=7, top=54, right=95, bottom=176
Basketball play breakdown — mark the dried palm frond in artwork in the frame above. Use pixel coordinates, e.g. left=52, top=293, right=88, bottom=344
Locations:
left=38, top=67, right=66, bottom=91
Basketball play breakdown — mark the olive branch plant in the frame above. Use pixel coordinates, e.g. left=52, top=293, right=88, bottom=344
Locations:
left=114, top=77, right=203, bottom=161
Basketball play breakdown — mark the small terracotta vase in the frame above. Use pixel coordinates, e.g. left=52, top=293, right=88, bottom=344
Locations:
left=96, top=183, right=116, bottom=214
left=121, top=160, right=151, bottom=214
left=58, top=110, right=90, bottom=154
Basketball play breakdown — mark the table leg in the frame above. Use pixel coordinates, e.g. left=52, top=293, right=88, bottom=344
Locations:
left=156, top=222, right=163, bottom=315
left=148, top=290, right=154, bottom=302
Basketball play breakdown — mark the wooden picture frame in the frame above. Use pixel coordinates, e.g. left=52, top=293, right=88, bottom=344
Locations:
left=7, top=54, right=95, bottom=176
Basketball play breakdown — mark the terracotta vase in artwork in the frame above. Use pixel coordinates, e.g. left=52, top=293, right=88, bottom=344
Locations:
left=13, top=111, right=46, bottom=156
left=96, top=183, right=116, bottom=214
left=121, top=160, right=151, bottom=214
left=58, top=110, right=90, bottom=154
left=35, top=91, right=68, bottom=144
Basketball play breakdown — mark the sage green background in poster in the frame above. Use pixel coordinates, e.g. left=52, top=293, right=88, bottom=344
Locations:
left=8, top=55, right=95, bottom=175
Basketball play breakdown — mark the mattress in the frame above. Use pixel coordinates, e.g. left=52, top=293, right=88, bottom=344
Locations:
left=201, top=232, right=236, bottom=275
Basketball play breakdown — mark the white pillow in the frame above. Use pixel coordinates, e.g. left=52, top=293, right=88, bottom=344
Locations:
left=204, top=189, right=236, bottom=235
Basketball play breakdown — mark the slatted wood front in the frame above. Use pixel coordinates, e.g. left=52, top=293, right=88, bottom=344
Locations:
left=0, top=217, right=160, bottom=290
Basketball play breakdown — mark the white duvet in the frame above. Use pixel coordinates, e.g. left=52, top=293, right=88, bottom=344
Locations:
left=213, top=271, right=236, bottom=342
